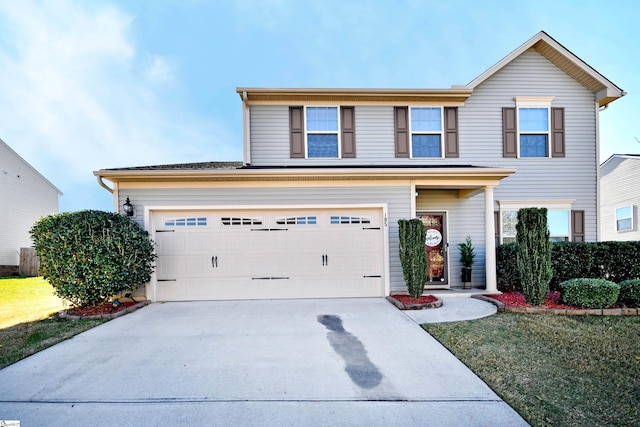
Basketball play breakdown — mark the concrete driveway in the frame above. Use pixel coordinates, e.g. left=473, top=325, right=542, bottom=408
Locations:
left=0, top=298, right=527, bottom=426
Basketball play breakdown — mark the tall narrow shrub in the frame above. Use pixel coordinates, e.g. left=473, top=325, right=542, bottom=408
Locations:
left=398, top=219, right=427, bottom=299
left=516, top=208, right=553, bottom=305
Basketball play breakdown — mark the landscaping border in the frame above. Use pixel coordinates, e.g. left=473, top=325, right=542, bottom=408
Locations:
left=386, top=295, right=443, bottom=310
left=59, top=300, right=151, bottom=320
left=472, top=294, right=640, bottom=316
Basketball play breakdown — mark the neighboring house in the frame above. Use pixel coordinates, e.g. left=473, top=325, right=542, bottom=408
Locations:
left=600, top=154, right=640, bottom=241
left=95, top=31, right=624, bottom=302
left=0, top=139, right=62, bottom=275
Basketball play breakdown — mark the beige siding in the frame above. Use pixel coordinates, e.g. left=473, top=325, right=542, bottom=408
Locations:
left=600, top=157, right=640, bottom=241
left=0, top=142, right=59, bottom=265
left=119, top=185, right=412, bottom=293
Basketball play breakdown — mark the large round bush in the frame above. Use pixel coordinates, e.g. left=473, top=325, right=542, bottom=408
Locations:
left=30, top=210, right=156, bottom=307
left=560, top=278, right=619, bottom=309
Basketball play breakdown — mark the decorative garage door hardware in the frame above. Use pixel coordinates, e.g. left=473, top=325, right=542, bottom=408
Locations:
left=363, top=275, right=382, bottom=278
left=211, top=256, right=218, bottom=268
left=157, top=279, right=176, bottom=282
left=363, top=227, right=381, bottom=230
left=322, top=254, right=329, bottom=266
left=252, top=277, right=290, bottom=280
left=250, top=228, right=289, bottom=231
left=156, top=230, right=175, bottom=233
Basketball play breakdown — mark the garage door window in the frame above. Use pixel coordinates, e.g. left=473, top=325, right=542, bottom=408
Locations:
left=330, top=216, right=371, bottom=225
left=276, top=216, right=317, bottom=225
left=221, top=217, right=263, bottom=226
left=165, top=217, right=207, bottom=227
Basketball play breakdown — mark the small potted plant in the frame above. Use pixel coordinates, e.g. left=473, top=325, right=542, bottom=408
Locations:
left=458, top=235, right=475, bottom=289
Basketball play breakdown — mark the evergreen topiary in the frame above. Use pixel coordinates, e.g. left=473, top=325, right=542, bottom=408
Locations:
left=398, top=219, right=427, bottom=299
left=516, top=208, right=553, bottom=305
left=30, top=210, right=156, bottom=307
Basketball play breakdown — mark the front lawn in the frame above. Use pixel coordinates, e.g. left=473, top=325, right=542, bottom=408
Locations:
left=0, top=276, right=68, bottom=329
left=423, top=313, right=640, bottom=426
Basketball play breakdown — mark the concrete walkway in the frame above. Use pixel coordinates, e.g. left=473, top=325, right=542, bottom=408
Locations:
left=404, top=297, right=497, bottom=324
left=0, top=298, right=526, bottom=426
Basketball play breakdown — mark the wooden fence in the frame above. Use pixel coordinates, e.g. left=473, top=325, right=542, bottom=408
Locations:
left=19, top=247, right=40, bottom=277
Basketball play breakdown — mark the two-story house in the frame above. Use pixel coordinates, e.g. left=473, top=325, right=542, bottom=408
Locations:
left=600, top=154, right=640, bottom=241
left=95, top=31, right=624, bottom=302
left=1, top=138, right=62, bottom=276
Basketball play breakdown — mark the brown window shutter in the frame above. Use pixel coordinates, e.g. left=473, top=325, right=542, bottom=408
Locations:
left=341, top=106, right=356, bottom=158
left=502, top=107, right=517, bottom=158
left=551, top=107, right=565, bottom=157
left=289, top=106, right=304, bottom=158
left=571, top=210, right=585, bottom=242
left=444, top=107, right=459, bottom=158
left=494, top=211, right=500, bottom=247
left=394, top=107, right=409, bottom=158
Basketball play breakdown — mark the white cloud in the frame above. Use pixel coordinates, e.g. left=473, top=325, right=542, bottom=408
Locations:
left=0, top=0, right=239, bottom=211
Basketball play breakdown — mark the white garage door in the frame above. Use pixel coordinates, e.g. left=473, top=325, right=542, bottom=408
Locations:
left=153, top=208, right=384, bottom=301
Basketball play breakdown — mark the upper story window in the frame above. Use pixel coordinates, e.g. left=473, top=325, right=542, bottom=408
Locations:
left=503, top=97, right=565, bottom=159
left=519, top=107, right=549, bottom=157
left=616, top=206, right=633, bottom=232
left=289, top=106, right=356, bottom=159
left=394, top=106, right=458, bottom=159
left=306, top=107, right=339, bottom=158
left=410, top=107, right=443, bottom=158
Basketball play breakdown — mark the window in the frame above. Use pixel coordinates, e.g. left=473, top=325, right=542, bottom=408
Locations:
left=616, top=206, right=633, bottom=232
left=276, top=216, right=317, bottom=225
left=306, top=107, right=339, bottom=158
left=503, top=97, right=564, bottom=158
left=519, top=107, right=549, bottom=157
left=498, top=200, right=575, bottom=244
left=330, top=216, right=371, bottom=225
left=221, top=217, right=263, bottom=226
left=165, top=217, right=207, bottom=227
left=410, top=107, right=442, bottom=158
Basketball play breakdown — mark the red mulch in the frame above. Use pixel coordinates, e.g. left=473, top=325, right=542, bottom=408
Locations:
left=67, top=301, right=136, bottom=317
left=487, top=291, right=581, bottom=309
left=392, top=295, right=438, bottom=305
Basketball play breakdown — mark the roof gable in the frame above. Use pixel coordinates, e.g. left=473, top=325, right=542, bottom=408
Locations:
left=0, top=138, right=62, bottom=195
left=465, top=31, right=625, bottom=107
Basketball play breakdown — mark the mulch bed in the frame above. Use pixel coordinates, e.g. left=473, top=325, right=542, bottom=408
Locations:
left=60, top=300, right=150, bottom=320
left=487, top=291, right=578, bottom=310
left=387, top=294, right=443, bottom=310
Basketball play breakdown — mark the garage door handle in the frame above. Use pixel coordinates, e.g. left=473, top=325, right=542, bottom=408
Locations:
left=322, top=254, right=329, bottom=266
left=211, top=256, right=218, bottom=268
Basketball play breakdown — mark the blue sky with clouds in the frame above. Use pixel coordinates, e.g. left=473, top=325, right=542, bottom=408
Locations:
left=0, top=0, right=638, bottom=212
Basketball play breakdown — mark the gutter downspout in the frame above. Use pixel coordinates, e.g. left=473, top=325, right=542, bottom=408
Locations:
left=242, top=91, right=251, bottom=165
left=96, top=175, right=113, bottom=194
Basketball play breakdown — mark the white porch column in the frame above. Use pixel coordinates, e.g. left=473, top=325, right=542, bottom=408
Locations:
left=484, top=185, right=498, bottom=293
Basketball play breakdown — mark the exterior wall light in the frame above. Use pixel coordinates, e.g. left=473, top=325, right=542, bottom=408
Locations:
left=123, top=197, right=134, bottom=217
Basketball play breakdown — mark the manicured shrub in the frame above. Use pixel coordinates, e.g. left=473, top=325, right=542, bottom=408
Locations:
left=618, top=279, right=640, bottom=306
left=398, top=219, right=427, bottom=299
left=550, top=241, right=597, bottom=290
left=30, top=210, right=156, bottom=307
left=594, top=241, right=640, bottom=283
left=516, top=208, right=553, bottom=305
left=496, top=243, right=519, bottom=292
left=560, top=278, right=620, bottom=308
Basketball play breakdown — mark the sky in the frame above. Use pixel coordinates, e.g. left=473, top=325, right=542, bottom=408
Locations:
left=0, top=0, right=638, bottom=212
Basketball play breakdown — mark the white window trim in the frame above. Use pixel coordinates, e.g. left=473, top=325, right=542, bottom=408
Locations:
left=304, top=105, right=341, bottom=159
left=616, top=205, right=634, bottom=232
left=514, top=97, right=555, bottom=159
left=409, top=106, right=444, bottom=159
left=498, top=199, right=574, bottom=244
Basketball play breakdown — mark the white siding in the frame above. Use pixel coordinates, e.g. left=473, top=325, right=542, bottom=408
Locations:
left=119, top=185, right=412, bottom=293
left=600, top=157, right=640, bottom=241
left=0, top=141, right=60, bottom=266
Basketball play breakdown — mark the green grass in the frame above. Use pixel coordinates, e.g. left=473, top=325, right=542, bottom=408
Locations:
left=0, top=276, right=107, bottom=369
left=0, top=316, right=107, bottom=369
left=0, top=276, right=68, bottom=329
left=423, top=313, right=640, bottom=426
